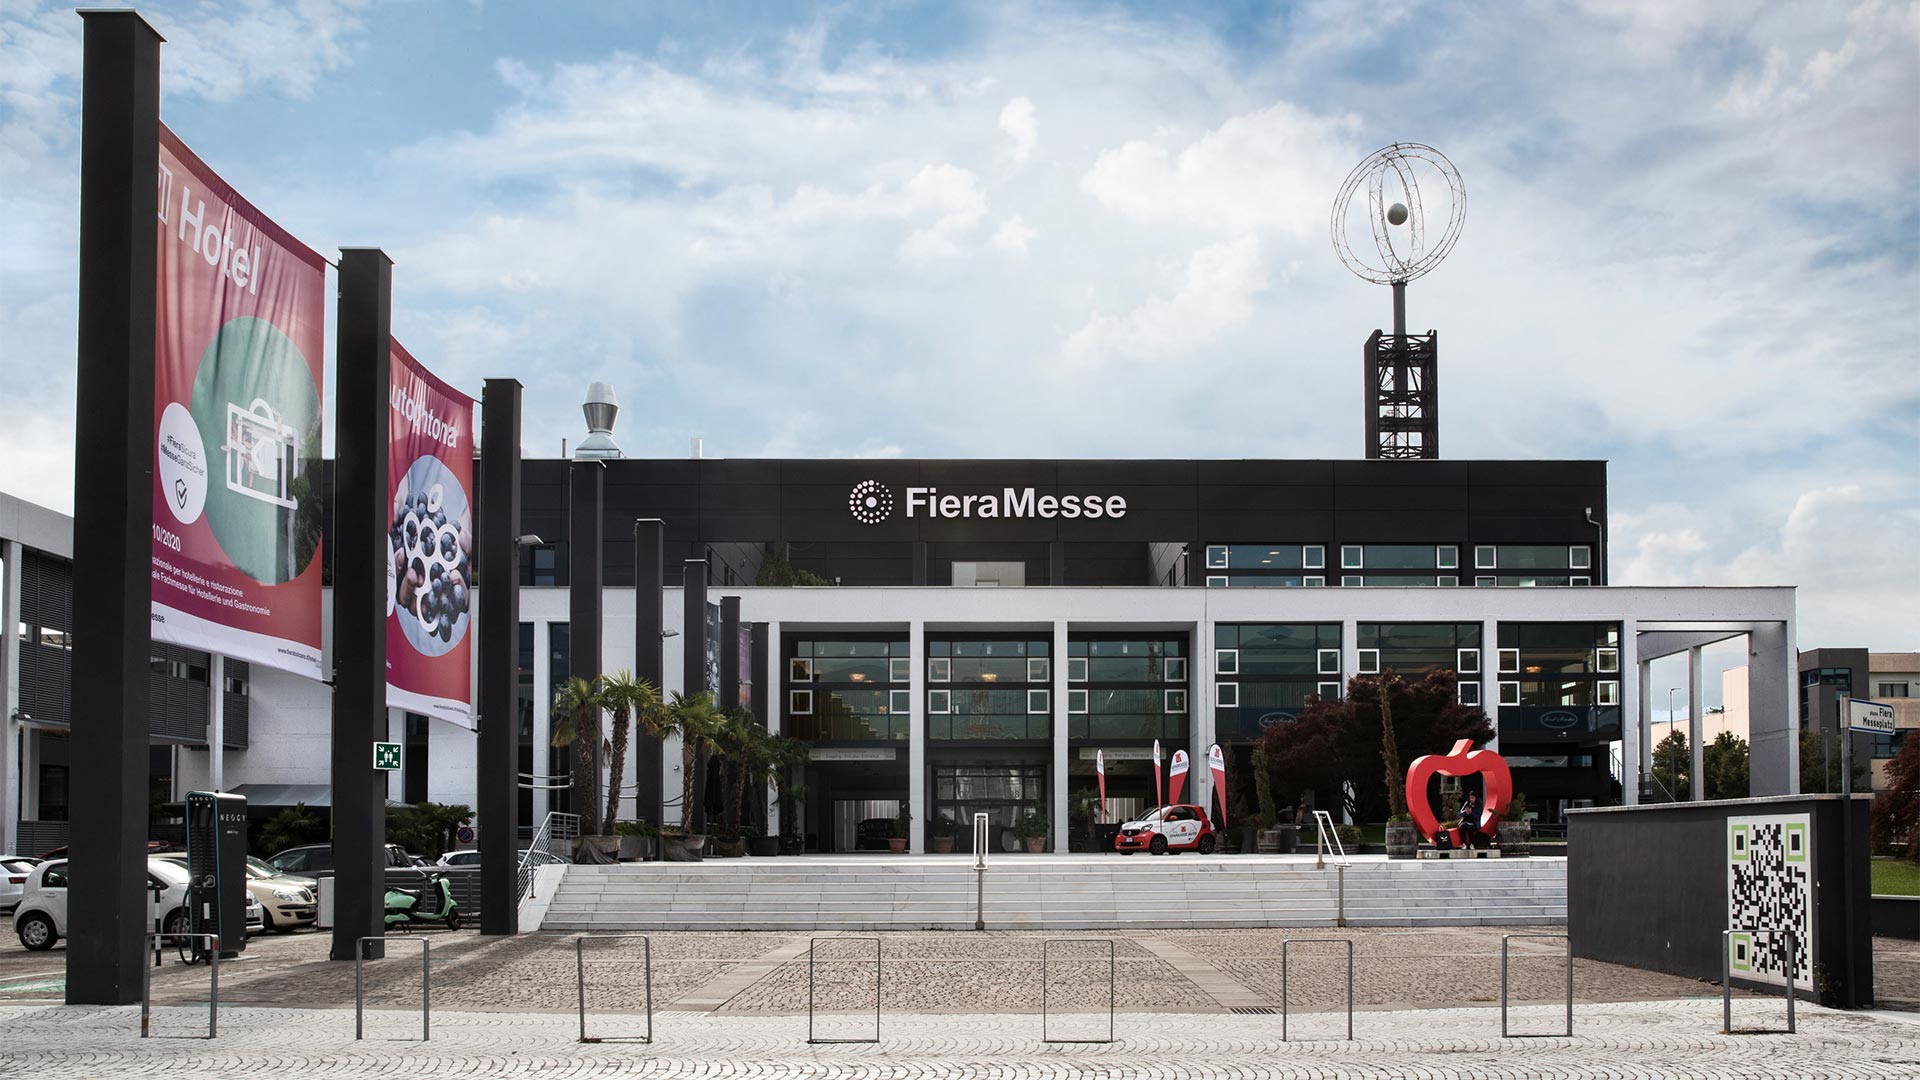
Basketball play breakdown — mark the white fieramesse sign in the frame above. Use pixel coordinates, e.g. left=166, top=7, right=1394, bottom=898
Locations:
left=848, top=481, right=1127, bottom=524
left=1847, top=698, right=1896, bottom=735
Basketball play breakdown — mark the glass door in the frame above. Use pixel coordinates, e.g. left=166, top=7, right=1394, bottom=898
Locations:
left=933, top=764, right=1047, bottom=853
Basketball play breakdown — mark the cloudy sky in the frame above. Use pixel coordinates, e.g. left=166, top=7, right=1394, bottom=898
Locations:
left=1, top=0, right=1915, bottom=661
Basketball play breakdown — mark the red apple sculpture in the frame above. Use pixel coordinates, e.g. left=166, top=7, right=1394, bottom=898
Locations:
left=1405, top=738, right=1513, bottom=846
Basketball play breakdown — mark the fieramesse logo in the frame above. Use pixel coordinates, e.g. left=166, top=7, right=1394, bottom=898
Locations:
left=847, top=482, right=1127, bottom=524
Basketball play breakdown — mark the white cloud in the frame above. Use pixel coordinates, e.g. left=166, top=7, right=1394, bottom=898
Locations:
left=990, top=215, right=1036, bottom=259
left=1062, top=234, right=1267, bottom=368
left=998, top=96, right=1036, bottom=163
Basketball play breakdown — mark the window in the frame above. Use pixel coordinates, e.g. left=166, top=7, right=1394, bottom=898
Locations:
left=1165, top=657, right=1187, bottom=683
left=1458, top=682, right=1481, bottom=706
left=889, top=657, right=910, bottom=683
left=1341, top=545, right=1364, bottom=570
left=42, top=864, right=68, bottom=889
left=1303, top=546, right=1326, bottom=570
left=1475, top=576, right=1497, bottom=587
left=1304, top=575, right=1325, bottom=587
left=1028, top=658, right=1050, bottom=683
left=1317, top=649, right=1341, bottom=675
left=1570, top=576, right=1592, bottom=587
left=1597, top=681, right=1620, bottom=705
left=790, top=658, right=813, bottom=682
left=1497, top=648, right=1520, bottom=674
left=1499, top=681, right=1520, bottom=706
left=1437, top=545, right=1459, bottom=570
left=1165, top=689, right=1187, bottom=713
left=890, top=689, right=911, bottom=715
left=928, top=689, right=951, bottom=714
left=1438, top=575, right=1459, bottom=587
left=1068, top=657, right=1088, bottom=683
left=1458, top=648, right=1481, bottom=674
left=1217, top=682, right=1239, bottom=707
left=1878, top=682, right=1910, bottom=698
left=1596, top=648, right=1619, bottom=673
left=1206, top=545, right=1229, bottom=569
left=1358, top=649, right=1380, bottom=675
left=1215, top=649, right=1239, bottom=676
left=1474, top=546, right=1497, bottom=570
left=1569, top=546, right=1592, bottom=570
left=1317, top=682, right=1342, bottom=700
left=1068, top=689, right=1088, bottom=714
left=1341, top=575, right=1362, bottom=587
left=1207, top=575, right=1229, bottom=587
left=1028, top=689, right=1050, bottom=714
left=928, top=658, right=951, bottom=682
left=789, top=690, right=813, bottom=714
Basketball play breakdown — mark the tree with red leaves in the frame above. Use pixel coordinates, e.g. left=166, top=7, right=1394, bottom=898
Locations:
left=1870, top=734, right=1919, bottom=862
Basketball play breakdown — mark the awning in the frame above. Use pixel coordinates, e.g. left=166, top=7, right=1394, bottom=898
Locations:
left=226, top=784, right=406, bottom=809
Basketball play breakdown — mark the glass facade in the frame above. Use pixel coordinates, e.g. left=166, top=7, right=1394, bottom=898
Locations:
left=1067, top=634, right=1187, bottom=742
left=786, top=637, right=910, bottom=741
left=1213, top=624, right=1342, bottom=741
left=1357, top=623, right=1482, bottom=680
left=1495, top=622, right=1621, bottom=742
left=1203, top=544, right=1326, bottom=587
left=928, top=636, right=1050, bottom=741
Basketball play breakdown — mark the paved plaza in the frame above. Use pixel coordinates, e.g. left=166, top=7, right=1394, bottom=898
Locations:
left=2, top=926, right=1916, bottom=1076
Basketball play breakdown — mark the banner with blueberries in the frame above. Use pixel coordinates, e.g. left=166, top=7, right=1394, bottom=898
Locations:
left=150, top=124, right=327, bottom=679
left=386, top=339, right=476, bottom=724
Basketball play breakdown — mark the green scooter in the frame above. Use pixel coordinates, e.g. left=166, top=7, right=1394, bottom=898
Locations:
left=383, top=872, right=461, bottom=931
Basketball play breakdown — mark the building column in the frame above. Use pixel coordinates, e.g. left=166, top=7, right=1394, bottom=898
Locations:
left=1688, top=646, right=1706, bottom=801
left=682, top=559, right=709, bottom=832
left=568, top=461, right=605, bottom=832
left=1619, top=618, right=1639, bottom=806
left=908, top=621, right=926, bottom=853
left=1481, top=618, right=1500, bottom=751
left=476, top=377, right=523, bottom=935
left=1051, top=619, right=1069, bottom=853
left=765, top=620, right=781, bottom=835
left=387, top=710, right=404, bottom=803
left=531, top=621, right=551, bottom=824
left=632, top=519, right=666, bottom=826
left=1188, top=622, right=1208, bottom=821
left=1748, top=620, right=1798, bottom=797
left=2, top=538, right=22, bottom=855
left=207, top=654, right=224, bottom=791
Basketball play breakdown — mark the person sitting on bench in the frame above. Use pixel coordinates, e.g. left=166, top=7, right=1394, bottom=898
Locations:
left=1457, top=791, right=1482, bottom=850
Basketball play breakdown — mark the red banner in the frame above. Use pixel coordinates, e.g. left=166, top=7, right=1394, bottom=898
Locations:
left=386, top=340, right=476, bottom=724
left=1168, top=749, right=1189, bottom=806
left=1095, top=750, right=1107, bottom=822
left=151, top=124, right=326, bottom=679
left=1208, top=744, right=1227, bottom=829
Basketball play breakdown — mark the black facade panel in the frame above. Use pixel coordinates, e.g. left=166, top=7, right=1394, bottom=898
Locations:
left=1334, top=510, right=1473, bottom=542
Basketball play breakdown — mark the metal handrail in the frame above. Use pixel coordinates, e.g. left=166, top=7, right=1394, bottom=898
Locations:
left=1312, top=810, right=1350, bottom=869
left=142, top=932, right=220, bottom=1039
left=576, top=934, right=653, bottom=1044
left=1500, top=933, right=1573, bottom=1038
left=355, top=936, right=430, bottom=1041
left=1281, top=938, right=1354, bottom=1042
left=807, top=937, right=881, bottom=1045
left=1042, top=939, right=1116, bottom=1044
left=519, top=811, right=581, bottom=901
left=1722, top=928, right=1796, bottom=1035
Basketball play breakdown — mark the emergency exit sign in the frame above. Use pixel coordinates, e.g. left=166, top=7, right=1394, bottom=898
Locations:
left=374, top=742, right=403, bottom=770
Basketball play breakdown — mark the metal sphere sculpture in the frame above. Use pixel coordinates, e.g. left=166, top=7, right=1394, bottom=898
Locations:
left=1331, top=143, right=1465, bottom=286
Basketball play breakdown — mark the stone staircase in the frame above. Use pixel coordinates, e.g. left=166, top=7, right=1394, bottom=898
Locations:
left=538, top=855, right=1566, bottom=932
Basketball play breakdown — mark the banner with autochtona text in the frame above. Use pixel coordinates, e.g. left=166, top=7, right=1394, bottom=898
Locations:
left=150, top=123, right=326, bottom=679
left=386, top=339, right=476, bottom=725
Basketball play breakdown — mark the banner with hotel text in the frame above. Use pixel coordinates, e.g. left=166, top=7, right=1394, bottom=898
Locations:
left=386, top=340, right=476, bottom=725
left=151, top=124, right=326, bottom=679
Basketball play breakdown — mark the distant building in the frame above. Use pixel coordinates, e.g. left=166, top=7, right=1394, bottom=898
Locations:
left=1793, top=648, right=1917, bottom=794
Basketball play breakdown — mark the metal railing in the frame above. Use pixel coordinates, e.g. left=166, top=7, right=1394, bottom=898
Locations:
left=1281, top=938, right=1354, bottom=1042
left=1500, top=934, right=1573, bottom=1038
left=807, top=936, right=881, bottom=1045
left=141, top=932, right=219, bottom=1039
left=1311, top=810, right=1350, bottom=869
left=355, top=936, right=430, bottom=1041
left=576, top=934, right=653, bottom=1044
left=519, top=811, right=581, bottom=901
left=1722, top=929, right=1796, bottom=1035
left=1041, top=939, right=1115, bottom=1044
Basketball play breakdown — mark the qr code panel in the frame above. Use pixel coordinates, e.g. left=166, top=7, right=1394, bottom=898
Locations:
left=1727, top=816, right=1811, bottom=988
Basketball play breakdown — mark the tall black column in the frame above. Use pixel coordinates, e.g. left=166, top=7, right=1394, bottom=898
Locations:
left=720, top=596, right=742, bottom=713
left=67, top=9, right=162, bottom=1006
left=568, top=460, right=604, bottom=832
left=329, top=248, right=392, bottom=961
left=682, top=557, right=709, bottom=831
left=748, top=622, right=768, bottom=833
left=633, top=519, right=665, bottom=827
left=477, top=379, right=522, bottom=934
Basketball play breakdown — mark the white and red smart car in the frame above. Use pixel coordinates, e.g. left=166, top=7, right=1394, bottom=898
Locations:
left=1114, top=804, right=1217, bottom=855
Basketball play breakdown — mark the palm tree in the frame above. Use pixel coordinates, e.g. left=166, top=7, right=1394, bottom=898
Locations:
left=550, top=675, right=604, bottom=836
left=595, top=671, right=667, bottom=834
left=659, top=691, right=724, bottom=832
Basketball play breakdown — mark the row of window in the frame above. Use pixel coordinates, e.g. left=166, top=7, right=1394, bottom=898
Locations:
left=789, top=655, right=1198, bottom=685
left=788, top=687, right=1193, bottom=716
left=1204, top=574, right=1596, bottom=587
left=1206, top=544, right=1593, bottom=572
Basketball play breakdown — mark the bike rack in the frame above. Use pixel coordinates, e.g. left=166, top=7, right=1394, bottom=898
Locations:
left=355, top=936, right=430, bottom=1041
left=807, top=936, right=880, bottom=1044
left=1280, top=938, right=1354, bottom=1042
left=1721, top=928, right=1796, bottom=1035
left=1499, top=933, right=1573, bottom=1038
left=141, top=932, right=220, bottom=1039
left=1041, top=939, right=1116, bottom=1044
left=575, top=934, right=653, bottom=1044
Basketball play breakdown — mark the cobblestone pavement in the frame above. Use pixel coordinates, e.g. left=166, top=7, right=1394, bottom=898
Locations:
left=1, top=998, right=1916, bottom=1078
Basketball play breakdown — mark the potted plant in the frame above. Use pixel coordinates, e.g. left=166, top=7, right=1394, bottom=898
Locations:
left=1385, top=812, right=1420, bottom=859
left=553, top=670, right=668, bottom=864
left=658, top=691, right=724, bottom=861
left=1497, top=792, right=1532, bottom=856
left=930, top=814, right=957, bottom=854
left=614, top=819, right=659, bottom=861
left=1015, top=810, right=1048, bottom=853
left=889, top=803, right=912, bottom=853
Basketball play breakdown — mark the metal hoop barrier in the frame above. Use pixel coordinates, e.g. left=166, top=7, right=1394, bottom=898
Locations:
left=1499, top=933, right=1573, bottom=1038
left=355, top=936, right=430, bottom=1042
left=1721, top=929, right=1796, bottom=1035
left=807, top=936, right=881, bottom=1045
left=141, top=932, right=220, bottom=1039
left=1280, top=938, right=1354, bottom=1042
left=1041, top=939, right=1116, bottom=1044
left=575, top=934, right=653, bottom=1044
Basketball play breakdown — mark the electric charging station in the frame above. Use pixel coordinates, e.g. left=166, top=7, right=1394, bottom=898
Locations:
left=185, top=791, right=249, bottom=959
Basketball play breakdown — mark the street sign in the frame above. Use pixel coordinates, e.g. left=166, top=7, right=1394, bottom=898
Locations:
left=1847, top=699, right=1896, bottom=735
left=373, top=742, right=403, bottom=771
left=455, top=825, right=475, bottom=846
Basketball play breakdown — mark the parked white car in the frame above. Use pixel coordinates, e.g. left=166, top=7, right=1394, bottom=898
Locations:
left=12, top=857, right=261, bottom=951
left=2, top=856, right=39, bottom=914
left=436, top=849, right=565, bottom=867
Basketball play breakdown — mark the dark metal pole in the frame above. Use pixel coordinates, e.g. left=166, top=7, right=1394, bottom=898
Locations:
left=329, top=248, right=392, bottom=961
left=1391, top=280, right=1406, bottom=338
left=477, top=379, right=522, bottom=934
left=720, top=596, right=742, bottom=833
left=568, top=460, right=604, bottom=833
left=68, top=8, right=163, bottom=1006
left=633, top=520, right=665, bottom=828
left=683, top=557, right=709, bottom=832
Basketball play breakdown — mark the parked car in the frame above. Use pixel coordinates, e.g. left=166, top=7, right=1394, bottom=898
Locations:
left=248, top=855, right=315, bottom=890
left=263, top=843, right=414, bottom=875
left=13, top=857, right=198, bottom=951
left=435, top=848, right=566, bottom=867
left=1114, top=804, right=1217, bottom=855
left=156, top=853, right=315, bottom=934
left=35, top=840, right=177, bottom=861
left=2, top=857, right=40, bottom=914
